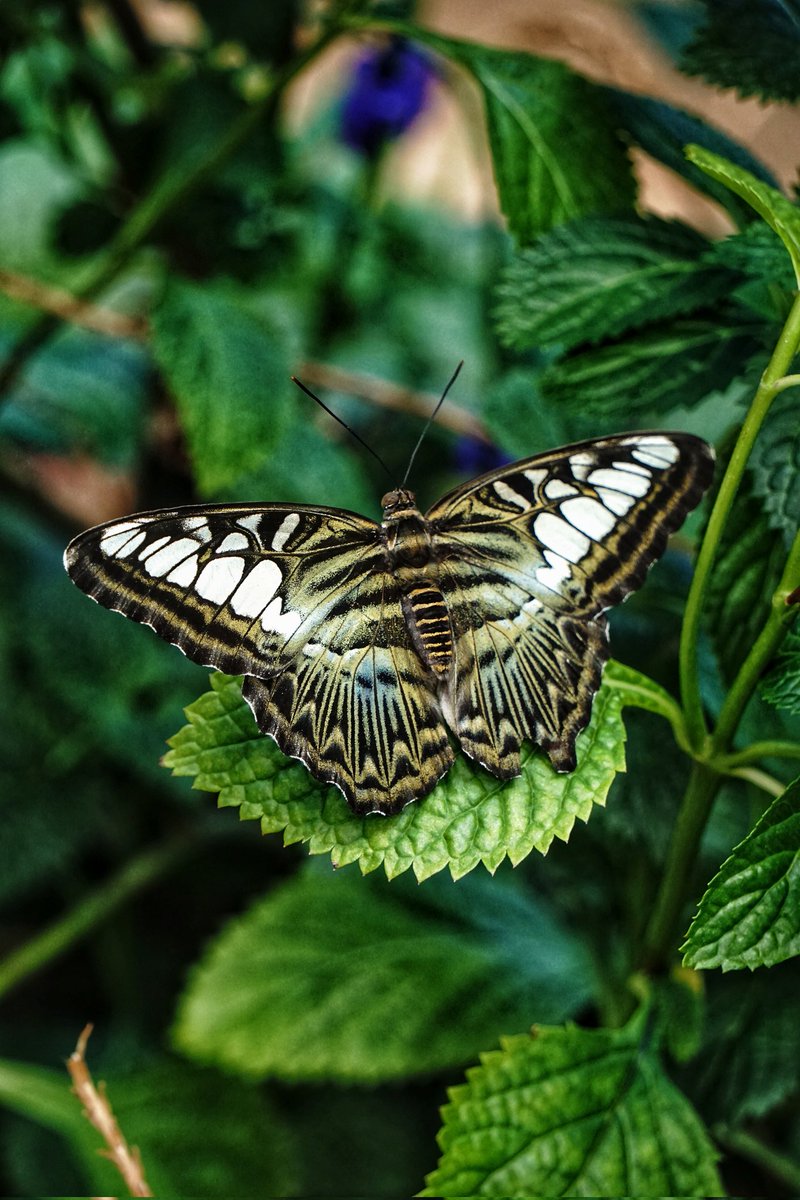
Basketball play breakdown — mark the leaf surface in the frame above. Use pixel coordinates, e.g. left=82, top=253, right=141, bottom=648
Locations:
left=420, top=34, right=634, bottom=242
left=421, top=1013, right=721, bottom=1197
left=173, top=866, right=593, bottom=1083
left=682, top=0, right=800, bottom=103
left=683, top=778, right=800, bottom=970
left=761, top=629, right=800, bottom=716
left=151, top=279, right=291, bottom=495
left=495, top=216, right=730, bottom=352
left=163, top=661, right=658, bottom=880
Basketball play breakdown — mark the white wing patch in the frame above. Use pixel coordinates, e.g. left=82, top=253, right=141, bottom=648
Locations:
left=144, top=537, right=202, bottom=578
left=229, top=559, right=282, bottom=619
left=561, top=496, right=617, bottom=541
left=218, top=532, right=250, bottom=553
left=195, top=556, right=246, bottom=603
left=534, top=513, right=590, bottom=563
left=493, top=480, right=529, bottom=510
left=260, top=596, right=302, bottom=637
left=272, top=512, right=300, bottom=551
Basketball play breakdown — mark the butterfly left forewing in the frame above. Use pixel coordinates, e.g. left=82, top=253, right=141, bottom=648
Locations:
left=427, top=432, right=714, bottom=774
left=65, top=502, right=454, bottom=814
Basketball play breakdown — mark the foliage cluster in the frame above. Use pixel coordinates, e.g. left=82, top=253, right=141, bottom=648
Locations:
left=0, top=1, right=799, bottom=1195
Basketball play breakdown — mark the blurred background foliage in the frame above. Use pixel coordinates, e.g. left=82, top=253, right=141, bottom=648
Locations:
left=0, top=0, right=799, bottom=1194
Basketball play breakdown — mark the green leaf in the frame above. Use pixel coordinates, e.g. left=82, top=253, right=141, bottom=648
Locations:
left=173, top=866, right=593, bottom=1083
left=761, top=629, right=800, bottom=715
left=604, top=88, right=779, bottom=228
left=540, top=317, right=762, bottom=429
left=682, top=0, right=800, bottom=103
left=749, top=390, right=800, bottom=547
left=683, top=778, right=800, bottom=971
left=418, top=33, right=634, bottom=243
left=0, top=315, right=147, bottom=466
left=480, top=367, right=563, bottom=459
left=495, top=216, right=731, bottom=352
left=0, top=1056, right=298, bottom=1196
left=150, top=278, right=291, bottom=495
left=705, top=223, right=797, bottom=322
left=705, top=468, right=786, bottom=684
left=164, top=660, right=650, bottom=881
left=680, top=960, right=800, bottom=1124
left=686, top=144, right=800, bottom=286
left=421, top=1011, right=722, bottom=1197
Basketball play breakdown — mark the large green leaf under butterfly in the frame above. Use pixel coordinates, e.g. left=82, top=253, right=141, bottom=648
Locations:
left=64, top=432, right=713, bottom=815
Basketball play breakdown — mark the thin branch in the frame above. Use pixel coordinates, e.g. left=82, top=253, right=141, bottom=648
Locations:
left=714, top=1125, right=800, bottom=1194
left=0, top=270, right=145, bottom=341
left=67, top=1025, right=152, bottom=1197
left=726, top=766, right=785, bottom=797
left=296, top=360, right=490, bottom=442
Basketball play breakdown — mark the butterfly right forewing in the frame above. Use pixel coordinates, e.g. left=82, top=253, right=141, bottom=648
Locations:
left=428, top=432, right=714, bottom=775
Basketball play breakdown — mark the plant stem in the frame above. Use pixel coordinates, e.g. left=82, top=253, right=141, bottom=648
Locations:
left=714, top=1126, right=800, bottom=1194
left=678, top=289, right=800, bottom=748
left=0, top=21, right=342, bottom=398
left=718, top=739, right=800, bottom=768
left=641, top=761, right=721, bottom=971
left=0, top=834, right=193, bottom=1002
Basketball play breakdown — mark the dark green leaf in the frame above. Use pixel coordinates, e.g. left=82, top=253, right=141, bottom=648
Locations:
left=173, top=866, right=593, bottom=1083
left=762, top=629, right=800, bottom=716
left=421, top=1011, right=721, bottom=1197
left=480, top=367, right=563, bottom=460
left=540, top=317, right=762, bottom=431
left=495, top=216, right=730, bottom=352
left=680, top=960, right=800, bottom=1124
left=683, top=777, right=800, bottom=970
left=705, top=469, right=785, bottom=684
left=686, top=145, right=800, bottom=285
left=0, top=316, right=147, bottom=465
left=604, top=87, right=779, bottom=228
left=749, top=390, right=800, bottom=547
left=419, top=34, right=634, bottom=243
left=150, top=279, right=292, bottom=495
left=705, top=223, right=797, bottom=322
left=164, top=661, right=654, bottom=881
left=682, top=0, right=800, bottom=103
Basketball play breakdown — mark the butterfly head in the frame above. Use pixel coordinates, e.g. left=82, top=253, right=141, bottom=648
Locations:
left=381, top=487, right=419, bottom=520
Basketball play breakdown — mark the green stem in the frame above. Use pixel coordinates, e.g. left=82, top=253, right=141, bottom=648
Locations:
left=0, top=834, right=193, bottom=1002
left=717, top=739, right=800, bottom=768
left=641, top=761, right=721, bottom=971
left=771, top=372, right=800, bottom=393
left=678, top=289, right=800, bottom=748
left=714, top=1126, right=800, bottom=1194
left=0, top=21, right=342, bottom=398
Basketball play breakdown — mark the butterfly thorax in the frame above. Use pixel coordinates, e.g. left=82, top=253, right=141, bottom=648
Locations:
left=381, top=488, right=453, bottom=677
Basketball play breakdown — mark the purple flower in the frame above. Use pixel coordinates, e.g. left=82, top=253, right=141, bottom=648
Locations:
left=340, top=38, right=435, bottom=158
left=453, top=436, right=513, bottom=478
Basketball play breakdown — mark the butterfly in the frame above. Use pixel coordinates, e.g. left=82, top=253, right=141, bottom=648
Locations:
left=64, top=431, right=714, bottom=816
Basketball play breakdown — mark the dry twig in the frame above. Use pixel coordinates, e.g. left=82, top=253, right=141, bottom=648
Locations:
left=67, top=1024, right=152, bottom=1197
left=0, top=270, right=145, bottom=340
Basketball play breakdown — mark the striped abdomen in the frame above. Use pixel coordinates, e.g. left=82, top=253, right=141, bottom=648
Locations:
left=403, top=584, right=453, bottom=676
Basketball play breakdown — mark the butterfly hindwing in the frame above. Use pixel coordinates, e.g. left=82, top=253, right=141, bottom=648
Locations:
left=428, top=432, right=714, bottom=774
left=64, top=503, right=453, bottom=814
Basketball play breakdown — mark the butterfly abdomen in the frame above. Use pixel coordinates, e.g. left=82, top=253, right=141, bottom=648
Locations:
left=402, top=583, right=453, bottom=676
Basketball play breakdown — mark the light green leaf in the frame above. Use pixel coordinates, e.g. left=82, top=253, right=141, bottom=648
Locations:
left=495, top=216, right=730, bottom=352
left=164, top=660, right=652, bottom=881
left=761, top=629, right=800, bottom=716
left=541, top=317, right=761, bottom=428
left=421, top=1012, right=722, bottom=1197
left=0, top=1056, right=298, bottom=1196
left=683, top=778, right=800, bottom=970
left=480, top=366, right=563, bottom=460
left=749, top=390, right=800, bottom=547
left=686, top=144, right=800, bottom=286
left=419, top=33, right=634, bottom=243
left=173, top=866, right=593, bottom=1083
left=150, top=278, right=291, bottom=495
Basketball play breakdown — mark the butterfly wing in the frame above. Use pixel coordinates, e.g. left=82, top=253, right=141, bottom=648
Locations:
left=65, top=504, right=453, bottom=814
left=426, top=432, right=714, bottom=775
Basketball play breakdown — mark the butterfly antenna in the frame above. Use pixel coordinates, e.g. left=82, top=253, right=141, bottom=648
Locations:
left=291, top=376, right=392, bottom=480
left=400, top=360, right=464, bottom=490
